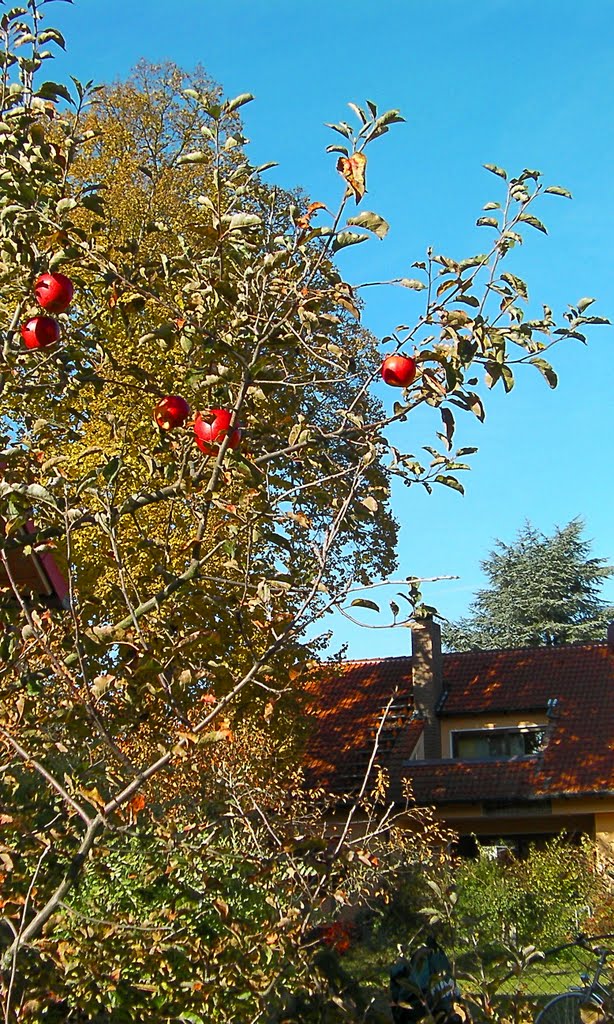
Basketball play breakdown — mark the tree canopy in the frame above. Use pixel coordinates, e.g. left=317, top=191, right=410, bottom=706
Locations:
left=444, top=519, right=614, bottom=651
left=0, top=1, right=610, bottom=1019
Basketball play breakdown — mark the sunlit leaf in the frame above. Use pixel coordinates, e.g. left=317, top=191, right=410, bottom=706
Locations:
left=483, top=163, right=507, bottom=179
left=350, top=597, right=380, bottom=612
left=346, top=210, right=389, bottom=239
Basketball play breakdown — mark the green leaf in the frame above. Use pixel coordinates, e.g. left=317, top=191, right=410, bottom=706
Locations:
left=38, top=28, right=66, bottom=49
left=483, top=201, right=501, bottom=211
left=544, top=185, right=572, bottom=198
left=476, top=216, right=499, bottom=228
left=483, top=163, right=507, bottom=179
left=228, top=212, right=262, bottom=230
left=350, top=598, right=380, bottom=612
left=501, top=272, right=528, bottom=300
left=530, top=357, right=558, bottom=389
left=576, top=297, right=596, bottom=313
left=397, top=278, right=426, bottom=290
left=325, top=121, right=353, bottom=139
left=177, top=150, right=209, bottom=165
left=331, top=231, right=369, bottom=253
left=56, top=197, right=77, bottom=215
left=101, top=456, right=121, bottom=486
left=500, top=363, right=515, bottom=393
left=347, top=102, right=367, bottom=124
left=434, top=474, right=464, bottom=495
left=518, top=213, right=548, bottom=234
left=375, top=109, right=405, bottom=127
left=36, top=81, right=73, bottom=104
left=225, top=92, right=254, bottom=113
left=467, top=393, right=485, bottom=421
left=25, top=483, right=57, bottom=507
left=360, top=496, right=379, bottom=513
left=346, top=210, right=389, bottom=239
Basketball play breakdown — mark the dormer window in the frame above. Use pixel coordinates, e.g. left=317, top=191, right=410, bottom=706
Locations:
left=451, top=726, right=546, bottom=760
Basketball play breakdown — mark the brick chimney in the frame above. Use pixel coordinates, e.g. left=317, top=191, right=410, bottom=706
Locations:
left=411, top=617, right=443, bottom=759
left=608, top=621, right=614, bottom=652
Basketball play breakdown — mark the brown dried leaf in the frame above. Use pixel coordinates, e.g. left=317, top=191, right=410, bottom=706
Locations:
left=337, top=152, right=367, bottom=203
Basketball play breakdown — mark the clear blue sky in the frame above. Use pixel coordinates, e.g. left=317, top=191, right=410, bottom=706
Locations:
left=49, top=0, right=614, bottom=657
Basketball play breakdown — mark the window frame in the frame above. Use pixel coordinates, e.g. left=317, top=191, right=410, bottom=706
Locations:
left=449, top=725, right=546, bottom=761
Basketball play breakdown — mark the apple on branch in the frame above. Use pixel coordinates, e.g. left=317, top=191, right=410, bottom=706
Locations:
left=194, top=409, right=241, bottom=455
left=21, top=316, right=61, bottom=350
left=34, top=272, right=74, bottom=314
left=154, top=395, right=191, bottom=431
left=381, top=354, right=417, bottom=387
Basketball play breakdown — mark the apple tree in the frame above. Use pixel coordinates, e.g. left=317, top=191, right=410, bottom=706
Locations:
left=0, top=1, right=608, bottom=1020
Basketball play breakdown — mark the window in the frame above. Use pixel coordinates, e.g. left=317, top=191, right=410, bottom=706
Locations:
left=451, top=727, right=545, bottom=760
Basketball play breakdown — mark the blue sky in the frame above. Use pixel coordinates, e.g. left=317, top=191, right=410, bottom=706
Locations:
left=49, top=1, right=613, bottom=657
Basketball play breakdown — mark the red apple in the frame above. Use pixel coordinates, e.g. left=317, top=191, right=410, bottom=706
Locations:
left=381, top=353, right=417, bottom=387
left=194, top=409, right=241, bottom=455
left=154, top=395, right=191, bottom=431
left=34, top=272, right=74, bottom=314
left=21, top=316, right=61, bottom=350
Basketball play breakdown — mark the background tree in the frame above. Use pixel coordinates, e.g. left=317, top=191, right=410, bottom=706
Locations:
left=444, top=518, right=614, bottom=651
left=0, top=2, right=609, bottom=1020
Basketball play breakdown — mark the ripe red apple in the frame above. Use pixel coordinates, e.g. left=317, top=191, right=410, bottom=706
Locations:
left=33, top=272, right=74, bottom=314
left=21, top=316, right=61, bottom=350
left=154, top=395, right=191, bottom=431
left=194, top=409, right=241, bottom=455
left=381, top=353, right=417, bottom=387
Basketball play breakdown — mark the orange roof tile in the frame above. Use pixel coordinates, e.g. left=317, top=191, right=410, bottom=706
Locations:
left=305, top=643, right=614, bottom=801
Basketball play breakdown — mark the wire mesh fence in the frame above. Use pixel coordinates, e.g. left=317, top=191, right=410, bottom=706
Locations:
left=456, top=934, right=614, bottom=1023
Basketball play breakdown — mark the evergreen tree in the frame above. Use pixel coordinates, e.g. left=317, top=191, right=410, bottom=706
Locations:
left=444, top=519, right=614, bottom=650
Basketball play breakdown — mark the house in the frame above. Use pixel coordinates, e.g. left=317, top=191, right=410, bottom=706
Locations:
left=304, top=618, right=614, bottom=858
left=0, top=519, right=70, bottom=609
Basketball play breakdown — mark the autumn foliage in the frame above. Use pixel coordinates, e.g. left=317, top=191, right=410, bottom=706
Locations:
left=0, top=3, right=609, bottom=1021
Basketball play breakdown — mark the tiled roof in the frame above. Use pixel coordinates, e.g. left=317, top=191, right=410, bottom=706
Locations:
left=303, top=656, right=422, bottom=791
left=0, top=520, right=69, bottom=609
left=304, top=643, right=614, bottom=801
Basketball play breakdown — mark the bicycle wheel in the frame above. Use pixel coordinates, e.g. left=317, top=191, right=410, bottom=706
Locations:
left=535, top=992, right=604, bottom=1024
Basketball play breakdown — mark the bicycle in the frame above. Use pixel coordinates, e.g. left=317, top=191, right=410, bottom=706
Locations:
left=535, top=940, right=612, bottom=1024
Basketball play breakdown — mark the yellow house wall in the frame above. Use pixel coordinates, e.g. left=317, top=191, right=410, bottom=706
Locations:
left=595, top=811, right=614, bottom=861
left=399, top=797, right=614, bottom=841
left=440, top=713, right=549, bottom=758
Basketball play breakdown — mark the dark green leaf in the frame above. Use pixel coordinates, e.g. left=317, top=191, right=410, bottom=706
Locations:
left=544, top=185, right=572, bottom=198
left=36, top=80, right=73, bottom=104
left=434, top=475, right=464, bottom=495
left=350, top=598, right=380, bottom=612
left=500, top=364, right=515, bottom=393
left=518, top=213, right=548, bottom=234
left=101, top=456, right=121, bottom=485
left=346, top=210, right=389, bottom=239
left=325, top=121, right=353, bottom=139
left=483, top=163, right=507, bottom=179
left=476, top=216, right=499, bottom=229
left=530, top=357, right=558, bottom=389
left=331, top=231, right=369, bottom=253
left=501, top=272, right=528, bottom=300
left=347, top=102, right=367, bottom=124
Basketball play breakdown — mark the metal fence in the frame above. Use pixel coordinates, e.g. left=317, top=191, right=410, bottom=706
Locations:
left=457, top=934, right=614, bottom=1022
